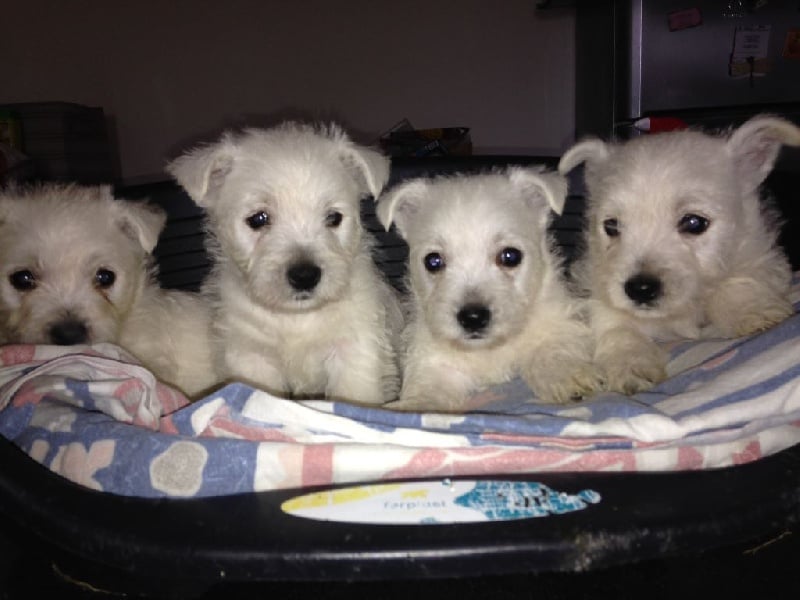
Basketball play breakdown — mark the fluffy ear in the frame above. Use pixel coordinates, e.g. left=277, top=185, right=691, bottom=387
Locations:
left=0, top=180, right=24, bottom=225
left=507, top=167, right=568, bottom=223
left=726, top=115, right=800, bottom=191
left=0, top=193, right=15, bottom=225
left=375, top=179, right=429, bottom=239
left=558, top=138, right=610, bottom=176
left=166, top=136, right=236, bottom=206
left=338, top=139, right=391, bottom=199
left=114, top=197, right=167, bottom=253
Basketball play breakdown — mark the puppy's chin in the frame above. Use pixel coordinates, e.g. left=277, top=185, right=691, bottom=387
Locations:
left=446, top=329, right=508, bottom=351
left=615, top=299, right=668, bottom=319
left=291, top=291, right=315, bottom=303
left=253, top=288, right=335, bottom=313
left=285, top=292, right=328, bottom=312
left=456, top=337, right=494, bottom=350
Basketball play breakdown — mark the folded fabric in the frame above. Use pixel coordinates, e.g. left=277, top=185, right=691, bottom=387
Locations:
left=1, top=278, right=798, bottom=499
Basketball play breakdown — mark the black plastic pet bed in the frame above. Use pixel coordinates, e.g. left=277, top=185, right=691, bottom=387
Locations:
left=0, top=156, right=797, bottom=596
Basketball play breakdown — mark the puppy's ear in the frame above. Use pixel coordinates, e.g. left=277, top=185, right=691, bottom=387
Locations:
left=375, top=180, right=429, bottom=239
left=0, top=195, right=12, bottom=225
left=166, top=136, right=236, bottom=206
left=114, top=196, right=168, bottom=253
left=338, top=140, right=391, bottom=199
left=726, top=115, right=800, bottom=191
left=508, top=167, right=568, bottom=225
left=558, top=138, right=609, bottom=175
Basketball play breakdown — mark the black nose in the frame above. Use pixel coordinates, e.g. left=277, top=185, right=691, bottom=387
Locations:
left=624, top=274, right=663, bottom=305
left=49, top=319, right=89, bottom=345
left=287, top=262, right=322, bottom=292
left=457, top=304, right=492, bottom=333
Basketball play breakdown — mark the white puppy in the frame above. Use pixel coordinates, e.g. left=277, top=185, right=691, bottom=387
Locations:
left=167, top=122, right=402, bottom=405
left=559, top=115, right=800, bottom=394
left=376, top=167, right=603, bottom=412
left=0, top=183, right=217, bottom=399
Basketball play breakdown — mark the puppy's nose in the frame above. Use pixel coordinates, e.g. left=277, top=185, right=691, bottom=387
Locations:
left=624, top=274, right=663, bottom=305
left=49, top=319, right=89, bottom=345
left=457, top=304, right=492, bottom=333
left=287, top=262, right=322, bottom=292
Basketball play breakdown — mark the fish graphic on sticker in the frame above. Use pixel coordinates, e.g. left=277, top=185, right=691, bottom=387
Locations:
left=281, top=479, right=602, bottom=524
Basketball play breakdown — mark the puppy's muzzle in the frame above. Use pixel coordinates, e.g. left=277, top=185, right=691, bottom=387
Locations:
left=624, top=273, right=663, bottom=306
left=49, top=319, right=89, bottom=345
left=287, top=261, right=322, bottom=292
left=457, top=303, right=492, bottom=335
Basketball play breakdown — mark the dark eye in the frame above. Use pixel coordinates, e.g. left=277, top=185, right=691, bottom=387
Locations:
left=325, top=210, right=343, bottom=228
left=603, top=218, right=620, bottom=237
left=423, top=252, right=445, bottom=273
left=678, top=213, right=709, bottom=235
left=496, top=247, right=523, bottom=268
left=9, top=270, right=36, bottom=291
left=246, top=211, right=270, bottom=230
left=95, top=269, right=116, bottom=289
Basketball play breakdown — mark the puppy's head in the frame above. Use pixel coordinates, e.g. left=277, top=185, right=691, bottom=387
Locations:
left=0, top=184, right=165, bottom=345
left=559, top=114, right=800, bottom=321
left=167, top=122, right=389, bottom=312
left=377, top=166, right=566, bottom=349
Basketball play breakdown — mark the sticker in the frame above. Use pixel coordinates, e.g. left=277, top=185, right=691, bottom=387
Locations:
left=634, top=117, right=688, bottom=134
left=281, top=479, right=602, bottom=525
left=668, top=8, right=702, bottom=32
left=784, top=29, right=800, bottom=60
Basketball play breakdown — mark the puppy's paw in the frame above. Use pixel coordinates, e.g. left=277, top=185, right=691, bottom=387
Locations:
left=385, top=393, right=465, bottom=413
left=525, top=360, right=605, bottom=404
left=565, top=361, right=607, bottom=400
left=384, top=396, right=431, bottom=412
left=730, top=301, right=794, bottom=337
left=707, top=279, right=793, bottom=338
left=593, top=326, right=667, bottom=395
left=602, top=353, right=666, bottom=395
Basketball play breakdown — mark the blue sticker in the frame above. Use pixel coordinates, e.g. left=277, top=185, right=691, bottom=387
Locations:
left=453, top=480, right=601, bottom=520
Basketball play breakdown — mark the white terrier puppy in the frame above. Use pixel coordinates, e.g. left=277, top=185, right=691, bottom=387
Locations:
left=0, top=183, right=217, bottom=399
left=376, top=167, right=603, bottom=412
left=167, top=122, right=402, bottom=405
left=559, top=115, right=800, bottom=394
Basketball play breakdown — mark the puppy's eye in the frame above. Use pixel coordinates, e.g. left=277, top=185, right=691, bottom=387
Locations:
left=603, top=218, right=620, bottom=237
left=325, top=210, right=343, bottom=228
left=9, top=270, right=36, bottom=291
left=496, top=247, right=523, bottom=268
left=246, top=211, right=270, bottom=230
left=678, top=213, right=709, bottom=235
left=95, top=269, right=116, bottom=289
left=423, top=252, right=445, bottom=273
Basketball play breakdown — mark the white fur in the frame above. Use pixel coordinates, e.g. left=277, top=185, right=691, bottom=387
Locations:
left=559, top=114, right=799, bottom=394
left=167, top=122, right=402, bottom=405
left=0, top=183, right=217, bottom=399
left=377, top=167, right=603, bottom=412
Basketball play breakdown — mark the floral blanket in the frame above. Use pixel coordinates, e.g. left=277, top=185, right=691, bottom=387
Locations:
left=1, top=279, right=798, bottom=499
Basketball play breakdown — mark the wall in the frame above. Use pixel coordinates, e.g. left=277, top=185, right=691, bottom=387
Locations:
left=2, top=0, right=575, bottom=183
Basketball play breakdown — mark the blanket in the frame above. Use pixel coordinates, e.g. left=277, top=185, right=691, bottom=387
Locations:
left=1, top=278, right=798, bottom=499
